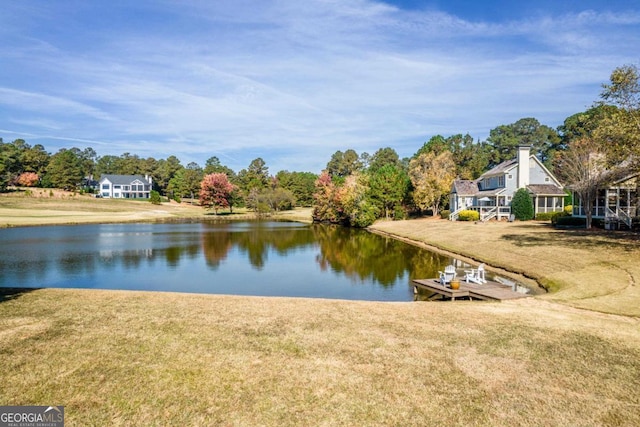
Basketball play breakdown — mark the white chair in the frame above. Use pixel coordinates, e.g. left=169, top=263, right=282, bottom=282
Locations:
left=464, top=263, right=487, bottom=284
left=438, top=265, right=457, bottom=286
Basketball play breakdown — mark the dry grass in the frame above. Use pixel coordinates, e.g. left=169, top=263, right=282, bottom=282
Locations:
left=2, top=195, right=640, bottom=425
left=1, top=289, right=639, bottom=426
left=371, top=218, right=640, bottom=317
left=0, top=189, right=312, bottom=227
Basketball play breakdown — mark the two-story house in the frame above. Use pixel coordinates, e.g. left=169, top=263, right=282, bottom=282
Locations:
left=449, top=145, right=565, bottom=221
left=98, top=174, right=153, bottom=199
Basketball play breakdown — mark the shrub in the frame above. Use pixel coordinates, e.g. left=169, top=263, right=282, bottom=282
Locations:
left=550, top=211, right=569, bottom=225
left=555, top=216, right=586, bottom=227
left=458, top=210, right=479, bottom=221
left=511, top=188, right=534, bottom=220
left=149, top=190, right=162, bottom=205
left=393, top=205, right=407, bottom=221
left=349, top=201, right=379, bottom=228
left=564, top=205, right=573, bottom=215
left=535, top=212, right=556, bottom=221
left=439, top=209, right=451, bottom=219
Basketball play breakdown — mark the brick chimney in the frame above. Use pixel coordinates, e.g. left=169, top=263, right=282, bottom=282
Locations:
left=517, top=145, right=530, bottom=189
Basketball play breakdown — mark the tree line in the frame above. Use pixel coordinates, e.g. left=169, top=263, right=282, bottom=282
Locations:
left=0, top=144, right=318, bottom=210
left=2, top=65, right=638, bottom=227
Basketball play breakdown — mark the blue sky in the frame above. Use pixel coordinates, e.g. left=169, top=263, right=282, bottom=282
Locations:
left=1, top=1, right=639, bottom=174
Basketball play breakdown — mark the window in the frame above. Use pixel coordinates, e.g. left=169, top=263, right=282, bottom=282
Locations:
left=508, top=174, right=512, bottom=180
left=123, top=186, right=130, bottom=191
left=114, top=185, right=121, bottom=189
left=498, top=176, right=505, bottom=187
left=102, top=184, right=109, bottom=189
left=545, top=177, right=550, bottom=182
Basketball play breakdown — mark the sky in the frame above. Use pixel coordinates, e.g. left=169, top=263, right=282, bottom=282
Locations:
left=1, top=1, right=639, bottom=174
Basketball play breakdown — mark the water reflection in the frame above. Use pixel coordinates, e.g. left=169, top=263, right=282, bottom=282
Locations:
left=0, top=221, right=460, bottom=301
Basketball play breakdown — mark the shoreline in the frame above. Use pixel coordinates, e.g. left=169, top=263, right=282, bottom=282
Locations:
left=2, top=191, right=640, bottom=316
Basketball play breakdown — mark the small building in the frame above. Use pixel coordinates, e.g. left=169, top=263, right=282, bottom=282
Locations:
left=449, top=145, right=565, bottom=221
left=571, top=173, right=639, bottom=229
left=98, top=174, right=153, bottom=199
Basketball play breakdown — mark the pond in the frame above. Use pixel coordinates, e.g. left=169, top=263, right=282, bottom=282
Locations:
left=1, top=221, right=478, bottom=301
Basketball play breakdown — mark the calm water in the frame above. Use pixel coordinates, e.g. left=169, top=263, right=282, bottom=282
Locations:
left=0, top=221, right=464, bottom=301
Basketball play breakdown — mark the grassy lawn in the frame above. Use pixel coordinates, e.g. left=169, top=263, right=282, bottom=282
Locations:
left=371, top=218, right=640, bottom=317
left=1, top=193, right=640, bottom=425
left=0, top=189, right=311, bottom=226
left=1, top=289, right=639, bottom=426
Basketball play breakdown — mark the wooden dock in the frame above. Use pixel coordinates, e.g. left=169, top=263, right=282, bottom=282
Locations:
left=412, top=278, right=530, bottom=302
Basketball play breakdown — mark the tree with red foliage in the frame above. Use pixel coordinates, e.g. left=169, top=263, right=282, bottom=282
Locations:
left=199, top=173, right=236, bottom=214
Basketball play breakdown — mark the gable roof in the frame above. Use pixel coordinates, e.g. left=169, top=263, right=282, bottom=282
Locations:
left=479, top=155, right=563, bottom=188
left=99, top=174, right=150, bottom=185
left=451, top=179, right=479, bottom=195
left=478, top=159, right=517, bottom=179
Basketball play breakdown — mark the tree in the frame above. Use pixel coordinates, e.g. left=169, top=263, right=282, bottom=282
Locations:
left=95, top=155, right=121, bottom=177
left=487, top=118, right=562, bottom=169
left=368, top=164, right=409, bottom=219
left=312, top=171, right=344, bottom=224
left=169, top=162, right=203, bottom=200
left=558, top=105, right=617, bottom=146
left=182, top=162, right=204, bottom=200
left=597, top=64, right=640, bottom=164
left=21, top=144, right=50, bottom=175
left=408, top=151, right=456, bottom=216
left=16, top=172, right=39, bottom=187
left=155, top=156, right=182, bottom=194
left=368, top=147, right=401, bottom=173
left=326, top=149, right=361, bottom=179
left=237, top=158, right=269, bottom=193
left=0, top=140, right=21, bottom=190
left=246, top=187, right=296, bottom=213
left=275, top=170, right=318, bottom=207
left=117, top=152, right=142, bottom=175
left=414, top=135, right=449, bottom=157
left=199, top=173, right=236, bottom=214
left=339, top=173, right=378, bottom=227
left=414, top=134, right=489, bottom=179
left=45, top=149, right=83, bottom=189
left=511, top=188, right=534, bottom=221
left=204, top=156, right=236, bottom=180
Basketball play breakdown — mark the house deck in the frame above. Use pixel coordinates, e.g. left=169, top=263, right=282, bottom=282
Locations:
left=412, top=278, right=530, bottom=302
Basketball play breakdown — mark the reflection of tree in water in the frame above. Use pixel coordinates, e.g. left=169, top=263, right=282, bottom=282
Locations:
left=201, top=222, right=317, bottom=270
left=313, top=224, right=451, bottom=287
left=201, top=224, right=234, bottom=268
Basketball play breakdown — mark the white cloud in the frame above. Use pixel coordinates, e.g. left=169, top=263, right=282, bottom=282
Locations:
left=1, top=0, right=639, bottom=172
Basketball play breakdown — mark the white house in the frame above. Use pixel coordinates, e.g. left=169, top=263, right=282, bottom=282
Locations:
left=449, top=145, right=565, bottom=221
left=98, top=174, right=153, bottom=199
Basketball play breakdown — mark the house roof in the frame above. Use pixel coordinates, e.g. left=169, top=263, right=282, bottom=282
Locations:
left=478, top=159, right=517, bottom=179
left=452, top=180, right=479, bottom=195
left=526, top=184, right=566, bottom=196
left=100, top=174, right=150, bottom=185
